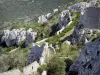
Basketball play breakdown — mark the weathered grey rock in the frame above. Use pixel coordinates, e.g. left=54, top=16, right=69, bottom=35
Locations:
left=38, top=15, right=48, bottom=23
left=58, top=10, right=72, bottom=30
left=69, top=37, right=100, bottom=75
left=53, top=8, right=59, bottom=13
left=1, top=28, right=37, bottom=46
left=25, top=28, right=37, bottom=46
left=1, top=28, right=26, bottom=46
left=28, top=42, right=50, bottom=65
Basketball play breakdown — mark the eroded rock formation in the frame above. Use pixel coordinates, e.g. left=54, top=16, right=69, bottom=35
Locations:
left=58, top=10, right=72, bottom=30
left=1, top=28, right=37, bottom=47
left=69, top=37, right=100, bottom=75
left=28, top=42, right=55, bottom=65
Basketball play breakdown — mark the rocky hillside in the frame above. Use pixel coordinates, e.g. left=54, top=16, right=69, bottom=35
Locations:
left=0, top=0, right=100, bottom=75
left=69, top=37, right=100, bottom=75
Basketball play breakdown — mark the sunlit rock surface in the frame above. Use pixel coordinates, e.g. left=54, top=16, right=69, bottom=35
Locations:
left=1, top=28, right=37, bottom=46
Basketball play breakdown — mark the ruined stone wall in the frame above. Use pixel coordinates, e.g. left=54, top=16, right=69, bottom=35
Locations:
left=80, top=7, right=100, bottom=29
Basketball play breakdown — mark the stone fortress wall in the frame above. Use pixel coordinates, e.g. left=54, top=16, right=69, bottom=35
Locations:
left=80, top=7, right=100, bottom=29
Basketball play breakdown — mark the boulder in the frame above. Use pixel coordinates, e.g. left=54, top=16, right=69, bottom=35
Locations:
left=69, top=37, right=100, bottom=75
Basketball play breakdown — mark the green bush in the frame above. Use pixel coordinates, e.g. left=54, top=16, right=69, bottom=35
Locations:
left=19, top=41, right=25, bottom=48
left=47, top=56, right=66, bottom=75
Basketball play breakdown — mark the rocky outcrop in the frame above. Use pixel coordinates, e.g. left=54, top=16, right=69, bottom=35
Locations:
left=1, top=28, right=37, bottom=47
left=69, top=37, right=100, bottom=75
left=58, top=10, right=72, bottom=30
left=28, top=42, right=55, bottom=65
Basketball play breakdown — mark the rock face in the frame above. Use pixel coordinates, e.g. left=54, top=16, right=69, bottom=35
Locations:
left=28, top=42, right=56, bottom=65
left=25, top=28, right=37, bottom=46
left=1, top=28, right=37, bottom=47
left=28, top=42, right=51, bottom=65
left=80, top=7, right=100, bottom=29
left=58, top=10, right=72, bottom=30
left=69, top=37, right=100, bottom=75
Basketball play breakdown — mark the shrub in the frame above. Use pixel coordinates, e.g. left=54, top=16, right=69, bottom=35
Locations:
left=47, top=56, right=66, bottom=75
left=19, top=41, right=25, bottom=48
